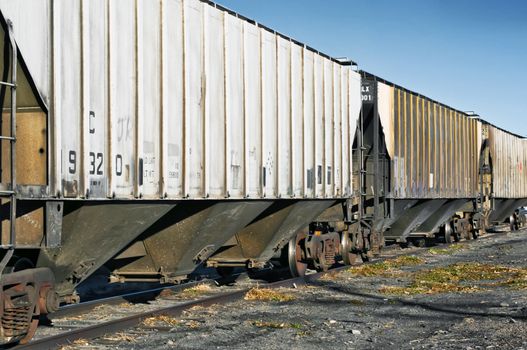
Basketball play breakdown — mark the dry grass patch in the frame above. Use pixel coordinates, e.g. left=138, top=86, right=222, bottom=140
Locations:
left=428, top=244, right=465, bottom=255
left=184, top=320, right=201, bottom=329
left=59, top=339, right=90, bottom=350
left=251, top=320, right=302, bottom=329
left=417, top=262, right=517, bottom=283
left=390, top=255, right=426, bottom=267
left=380, top=282, right=478, bottom=295
left=380, top=262, right=527, bottom=295
left=244, top=288, right=295, bottom=302
left=103, top=332, right=136, bottom=343
left=179, top=284, right=213, bottom=298
left=320, top=271, right=341, bottom=281
left=492, top=270, right=527, bottom=289
left=347, top=255, right=425, bottom=277
left=142, top=315, right=179, bottom=327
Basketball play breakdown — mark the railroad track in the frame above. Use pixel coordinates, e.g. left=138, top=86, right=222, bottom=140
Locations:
left=12, top=229, right=510, bottom=350
left=14, top=268, right=341, bottom=350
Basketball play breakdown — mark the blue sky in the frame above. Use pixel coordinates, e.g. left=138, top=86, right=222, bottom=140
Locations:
left=217, top=0, right=527, bottom=137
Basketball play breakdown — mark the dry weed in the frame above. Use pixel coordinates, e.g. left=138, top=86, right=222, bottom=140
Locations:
left=184, top=320, right=201, bottom=329
left=103, top=332, right=136, bottom=343
left=347, top=255, right=425, bottom=277
left=380, top=262, right=527, bottom=295
left=428, top=244, right=465, bottom=255
left=244, top=288, right=296, bottom=302
left=179, top=284, right=213, bottom=298
left=142, top=315, right=179, bottom=327
left=59, top=339, right=89, bottom=350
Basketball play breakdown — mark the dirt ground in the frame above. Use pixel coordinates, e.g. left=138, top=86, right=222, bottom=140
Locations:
left=61, top=229, right=527, bottom=350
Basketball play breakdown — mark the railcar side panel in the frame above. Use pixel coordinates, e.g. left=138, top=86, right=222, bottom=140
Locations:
left=323, top=60, right=334, bottom=197
left=184, top=0, right=204, bottom=198
left=303, top=49, right=315, bottom=197
left=204, top=5, right=226, bottom=198
left=109, top=0, right=137, bottom=198
left=225, top=15, right=244, bottom=198
left=56, top=0, right=82, bottom=198
left=489, top=126, right=527, bottom=199
left=291, top=44, right=304, bottom=197
left=340, top=69, right=350, bottom=197
left=379, top=82, right=479, bottom=199
left=333, top=63, right=342, bottom=196
left=277, top=36, right=292, bottom=197
left=314, top=55, right=324, bottom=197
left=0, top=0, right=361, bottom=201
left=162, top=0, right=184, bottom=198
left=140, top=0, right=162, bottom=198
left=85, top=0, right=109, bottom=198
left=261, top=29, right=278, bottom=197
left=243, top=22, right=262, bottom=198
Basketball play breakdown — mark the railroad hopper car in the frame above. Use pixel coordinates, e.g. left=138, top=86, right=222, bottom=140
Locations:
left=358, top=73, right=482, bottom=245
left=0, top=0, right=526, bottom=346
left=360, top=73, right=527, bottom=243
left=0, top=0, right=366, bottom=343
left=479, top=123, right=527, bottom=230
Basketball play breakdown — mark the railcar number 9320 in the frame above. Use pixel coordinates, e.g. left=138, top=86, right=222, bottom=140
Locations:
left=68, top=151, right=123, bottom=177
left=67, top=111, right=124, bottom=177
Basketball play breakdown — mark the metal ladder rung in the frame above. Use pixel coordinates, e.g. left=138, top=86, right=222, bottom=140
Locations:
left=0, top=81, right=15, bottom=87
left=0, top=19, right=18, bottom=259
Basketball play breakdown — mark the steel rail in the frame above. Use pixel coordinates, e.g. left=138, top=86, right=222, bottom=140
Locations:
left=51, top=279, right=219, bottom=319
left=15, top=268, right=346, bottom=350
left=51, top=268, right=277, bottom=319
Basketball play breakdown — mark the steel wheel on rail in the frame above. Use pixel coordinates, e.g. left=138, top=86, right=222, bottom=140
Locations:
left=288, top=230, right=308, bottom=277
left=18, top=299, right=40, bottom=344
left=340, top=231, right=361, bottom=265
left=2, top=257, right=40, bottom=345
left=444, top=222, right=459, bottom=243
left=510, top=214, right=519, bottom=231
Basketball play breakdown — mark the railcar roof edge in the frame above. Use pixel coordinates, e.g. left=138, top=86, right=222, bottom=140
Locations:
left=201, top=0, right=358, bottom=67
left=362, top=70, right=526, bottom=139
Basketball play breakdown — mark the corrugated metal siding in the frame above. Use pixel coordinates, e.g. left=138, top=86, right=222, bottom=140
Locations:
left=0, top=0, right=51, bottom=104
left=489, top=126, right=527, bottom=199
left=382, top=83, right=479, bottom=199
left=0, top=0, right=360, bottom=200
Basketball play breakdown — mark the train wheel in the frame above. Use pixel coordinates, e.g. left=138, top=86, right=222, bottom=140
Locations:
left=340, top=231, right=361, bottom=265
left=18, top=302, right=40, bottom=345
left=288, top=231, right=308, bottom=277
left=444, top=223, right=459, bottom=243
left=0, top=267, right=56, bottom=345
left=510, top=214, right=519, bottom=231
left=444, top=223, right=452, bottom=243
